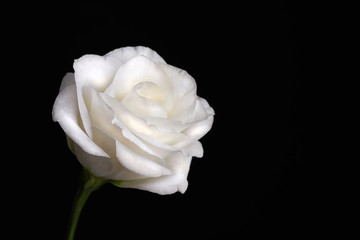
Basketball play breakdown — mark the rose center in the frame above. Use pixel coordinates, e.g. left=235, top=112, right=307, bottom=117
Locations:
left=133, top=82, right=164, bottom=103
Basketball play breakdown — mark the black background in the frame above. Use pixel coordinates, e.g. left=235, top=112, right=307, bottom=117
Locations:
left=9, top=2, right=304, bottom=239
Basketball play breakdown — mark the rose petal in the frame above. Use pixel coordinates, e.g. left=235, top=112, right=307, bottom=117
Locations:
left=73, top=54, right=120, bottom=138
left=135, top=81, right=164, bottom=102
left=171, top=95, right=213, bottom=124
left=143, top=116, right=188, bottom=133
left=181, top=141, right=204, bottom=158
left=91, top=126, right=150, bottom=181
left=113, top=152, right=192, bottom=195
left=111, top=117, right=166, bottom=161
left=72, top=141, right=114, bottom=178
left=160, top=63, right=197, bottom=106
left=121, top=82, right=168, bottom=119
left=168, top=90, right=196, bottom=121
left=74, top=54, right=120, bottom=92
left=105, top=46, right=166, bottom=64
left=59, top=73, right=75, bottom=92
left=182, top=114, right=214, bottom=142
left=104, top=55, right=172, bottom=105
left=101, top=93, right=188, bottom=147
left=115, top=140, right=172, bottom=178
left=174, top=98, right=214, bottom=151
left=181, top=98, right=215, bottom=137
left=83, top=86, right=114, bottom=131
left=52, top=85, right=111, bottom=176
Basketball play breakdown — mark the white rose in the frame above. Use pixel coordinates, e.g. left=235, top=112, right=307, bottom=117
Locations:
left=52, top=46, right=214, bottom=195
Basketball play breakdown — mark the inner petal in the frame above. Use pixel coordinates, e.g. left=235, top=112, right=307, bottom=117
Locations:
left=104, top=55, right=173, bottom=105
left=121, top=82, right=168, bottom=119
left=135, top=82, right=164, bottom=103
left=101, top=93, right=188, bottom=147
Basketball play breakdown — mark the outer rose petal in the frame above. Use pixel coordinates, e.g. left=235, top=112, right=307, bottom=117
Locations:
left=52, top=84, right=114, bottom=177
left=72, top=141, right=114, bottom=178
left=115, top=140, right=172, bottom=178
left=91, top=126, right=156, bottom=181
left=73, top=54, right=120, bottom=92
left=73, top=54, right=120, bottom=138
left=176, top=98, right=215, bottom=147
left=105, top=46, right=166, bottom=65
left=159, top=63, right=197, bottom=105
left=59, top=72, right=75, bottom=92
left=113, top=152, right=192, bottom=195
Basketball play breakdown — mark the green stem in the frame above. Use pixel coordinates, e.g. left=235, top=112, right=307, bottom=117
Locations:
left=66, top=168, right=107, bottom=240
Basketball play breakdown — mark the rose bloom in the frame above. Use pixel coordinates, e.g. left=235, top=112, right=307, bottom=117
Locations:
left=53, top=46, right=214, bottom=195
